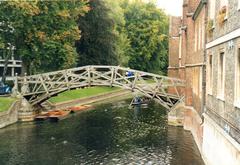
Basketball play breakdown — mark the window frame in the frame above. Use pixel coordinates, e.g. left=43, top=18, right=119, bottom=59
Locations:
left=207, top=54, right=213, bottom=94
left=234, top=47, right=240, bottom=107
left=217, top=50, right=225, bottom=100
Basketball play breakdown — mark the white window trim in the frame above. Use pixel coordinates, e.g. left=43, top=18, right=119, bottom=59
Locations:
left=209, top=0, right=216, bottom=19
left=238, top=0, right=240, bottom=10
left=202, top=16, right=205, bottom=49
left=234, top=101, right=240, bottom=108
left=217, top=51, right=225, bottom=100
left=234, top=46, right=240, bottom=108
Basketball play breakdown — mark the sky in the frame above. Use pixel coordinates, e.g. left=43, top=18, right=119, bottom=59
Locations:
left=156, top=0, right=183, bottom=16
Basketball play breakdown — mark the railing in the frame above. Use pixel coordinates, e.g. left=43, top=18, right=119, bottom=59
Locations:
left=14, top=65, right=185, bottom=111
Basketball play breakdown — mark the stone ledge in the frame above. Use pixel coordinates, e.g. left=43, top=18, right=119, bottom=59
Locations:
left=0, top=100, right=19, bottom=128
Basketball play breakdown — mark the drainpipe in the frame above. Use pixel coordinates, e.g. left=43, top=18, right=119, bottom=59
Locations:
left=201, top=1, right=208, bottom=121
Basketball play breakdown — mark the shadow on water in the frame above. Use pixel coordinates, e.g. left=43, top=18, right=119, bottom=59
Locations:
left=0, top=99, right=204, bottom=165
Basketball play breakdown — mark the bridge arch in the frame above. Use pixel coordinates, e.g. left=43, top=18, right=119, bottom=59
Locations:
left=14, top=65, right=184, bottom=111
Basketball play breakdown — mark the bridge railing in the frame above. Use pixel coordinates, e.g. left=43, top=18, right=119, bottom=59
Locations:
left=14, top=65, right=185, bottom=110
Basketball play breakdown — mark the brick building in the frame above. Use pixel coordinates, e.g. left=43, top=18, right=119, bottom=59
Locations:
left=168, top=0, right=207, bottom=151
left=168, top=0, right=240, bottom=164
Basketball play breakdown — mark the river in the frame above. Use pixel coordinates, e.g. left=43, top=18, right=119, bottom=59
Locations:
left=0, top=99, right=204, bottom=165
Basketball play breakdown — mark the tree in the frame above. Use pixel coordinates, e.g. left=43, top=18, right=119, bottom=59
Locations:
left=104, top=0, right=131, bottom=66
left=76, top=0, right=121, bottom=66
left=0, top=1, right=89, bottom=74
left=122, top=1, right=169, bottom=74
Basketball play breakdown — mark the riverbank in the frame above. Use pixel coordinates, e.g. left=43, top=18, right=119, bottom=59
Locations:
left=0, top=97, right=16, bottom=112
left=49, top=86, right=121, bottom=104
left=48, top=87, right=131, bottom=110
left=0, top=98, right=19, bottom=128
left=0, top=87, right=132, bottom=127
left=35, top=87, right=132, bottom=121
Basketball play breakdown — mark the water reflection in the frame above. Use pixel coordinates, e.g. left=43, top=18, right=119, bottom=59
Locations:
left=0, top=99, right=204, bottom=165
left=133, top=105, right=141, bottom=121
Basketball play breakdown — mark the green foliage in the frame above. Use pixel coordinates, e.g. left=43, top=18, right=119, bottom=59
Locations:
left=76, top=0, right=169, bottom=73
left=0, top=97, right=16, bottom=112
left=122, top=1, right=169, bottom=74
left=0, top=1, right=89, bottom=74
left=49, top=86, right=120, bottom=104
left=0, top=0, right=169, bottom=75
left=76, top=0, right=121, bottom=66
left=104, top=0, right=131, bottom=66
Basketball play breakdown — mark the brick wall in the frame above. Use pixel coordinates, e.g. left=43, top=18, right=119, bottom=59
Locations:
left=169, top=16, right=181, bottom=68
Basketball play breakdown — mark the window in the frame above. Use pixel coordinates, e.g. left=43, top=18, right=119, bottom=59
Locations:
left=208, top=55, right=213, bottom=93
left=218, top=52, right=225, bottom=98
left=194, top=18, right=204, bottom=51
left=235, top=49, right=240, bottom=105
left=202, top=16, right=205, bottom=49
left=209, top=0, right=216, bottom=19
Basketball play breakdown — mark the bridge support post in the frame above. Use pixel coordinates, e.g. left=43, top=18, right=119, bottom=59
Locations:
left=18, top=98, right=35, bottom=122
left=110, top=67, right=115, bottom=87
left=87, top=66, right=91, bottom=87
left=11, top=73, right=19, bottom=97
left=21, top=73, right=29, bottom=95
left=168, top=102, right=186, bottom=126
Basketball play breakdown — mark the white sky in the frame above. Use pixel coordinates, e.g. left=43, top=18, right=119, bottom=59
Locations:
left=156, top=0, right=183, bottom=16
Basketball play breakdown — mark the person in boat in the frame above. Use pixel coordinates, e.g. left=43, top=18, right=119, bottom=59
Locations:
left=126, top=71, right=134, bottom=77
left=133, top=96, right=142, bottom=104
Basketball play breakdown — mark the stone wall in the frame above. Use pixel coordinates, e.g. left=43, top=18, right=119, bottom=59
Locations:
left=202, top=114, right=240, bottom=165
left=206, top=0, right=240, bottom=151
left=168, top=0, right=240, bottom=164
left=204, top=0, right=240, bottom=164
left=209, top=0, right=240, bottom=42
left=0, top=100, right=19, bottom=128
left=168, top=16, right=181, bottom=68
left=206, top=35, right=240, bottom=155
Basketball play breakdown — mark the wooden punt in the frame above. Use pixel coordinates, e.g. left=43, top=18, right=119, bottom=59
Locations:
left=35, top=115, right=49, bottom=121
left=68, top=105, right=92, bottom=113
left=48, top=110, right=71, bottom=122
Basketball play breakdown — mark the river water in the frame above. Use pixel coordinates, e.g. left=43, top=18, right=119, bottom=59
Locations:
left=0, top=99, right=204, bottom=165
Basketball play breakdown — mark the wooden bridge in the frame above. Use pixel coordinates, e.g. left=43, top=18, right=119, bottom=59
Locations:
left=14, top=65, right=185, bottom=111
